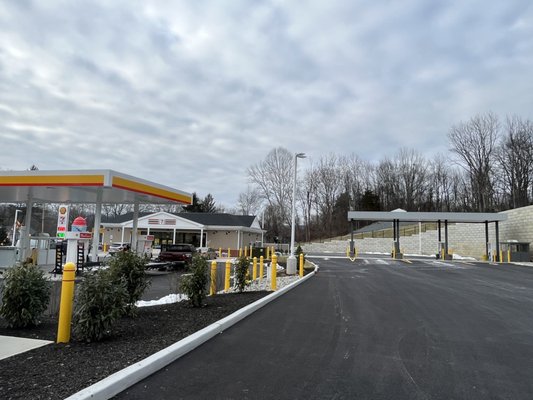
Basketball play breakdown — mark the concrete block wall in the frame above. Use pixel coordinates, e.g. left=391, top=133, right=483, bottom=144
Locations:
left=302, top=224, right=492, bottom=258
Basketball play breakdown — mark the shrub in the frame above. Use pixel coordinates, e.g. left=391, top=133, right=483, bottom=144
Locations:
left=0, top=263, right=51, bottom=328
left=180, top=255, right=208, bottom=307
left=234, top=256, right=250, bottom=293
left=295, top=245, right=305, bottom=263
left=73, top=270, right=128, bottom=342
left=108, top=251, right=150, bottom=315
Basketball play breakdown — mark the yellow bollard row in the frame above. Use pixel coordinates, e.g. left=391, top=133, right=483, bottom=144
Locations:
left=57, top=262, right=76, bottom=343
left=271, top=254, right=277, bottom=291
left=210, top=260, right=217, bottom=296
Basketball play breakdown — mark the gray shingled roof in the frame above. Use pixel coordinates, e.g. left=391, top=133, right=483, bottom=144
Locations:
left=102, top=212, right=257, bottom=228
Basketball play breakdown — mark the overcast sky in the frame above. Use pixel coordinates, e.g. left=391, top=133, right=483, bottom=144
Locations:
left=1, top=1, right=532, bottom=208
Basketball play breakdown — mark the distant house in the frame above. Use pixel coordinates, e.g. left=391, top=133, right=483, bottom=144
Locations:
left=101, top=212, right=264, bottom=250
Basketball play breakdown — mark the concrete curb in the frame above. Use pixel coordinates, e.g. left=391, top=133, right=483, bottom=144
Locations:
left=66, top=267, right=317, bottom=400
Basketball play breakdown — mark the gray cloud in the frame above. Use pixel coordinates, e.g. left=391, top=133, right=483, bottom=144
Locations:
left=1, top=0, right=532, bottom=207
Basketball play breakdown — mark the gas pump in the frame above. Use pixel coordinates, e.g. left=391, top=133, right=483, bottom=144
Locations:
left=64, top=217, right=93, bottom=270
left=137, top=235, right=154, bottom=258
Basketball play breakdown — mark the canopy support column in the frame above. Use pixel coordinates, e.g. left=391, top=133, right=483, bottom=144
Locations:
left=91, top=188, right=102, bottom=262
left=495, top=221, right=500, bottom=262
left=21, top=192, right=34, bottom=261
left=444, top=220, right=449, bottom=258
left=485, top=221, right=489, bottom=260
left=131, top=202, right=139, bottom=252
left=350, top=220, right=354, bottom=256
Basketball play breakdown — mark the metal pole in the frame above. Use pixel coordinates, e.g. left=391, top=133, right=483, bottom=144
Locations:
left=92, top=189, right=102, bottom=262
left=495, top=221, right=500, bottom=262
left=288, top=153, right=305, bottom=275
left=12, top=209, right=21, bottom=246
left=444, top=220, right=449, bottom=258
left=290, top=154, right=298, bottom=256
left=350, top=220, right=354, bottom=256
left=485, top=221, right=489, bottom=260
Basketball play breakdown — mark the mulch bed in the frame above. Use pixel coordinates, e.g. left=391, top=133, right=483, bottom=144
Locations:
left=0, top=291, right=269, bottom=400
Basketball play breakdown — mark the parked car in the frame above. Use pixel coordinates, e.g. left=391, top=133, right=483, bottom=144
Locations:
left=108, top=242, right=129, bottom=254
left=157, top=243, right=196, bottom=268
left=197, top=247, right=217, bottom=260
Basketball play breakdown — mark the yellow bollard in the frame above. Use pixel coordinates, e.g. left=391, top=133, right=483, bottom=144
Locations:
left=103, top=243, right=108, bottom=252
left=57, top=262, right=76, bottom=343
left=225, top=260, right=231, bottom=292
left=239, top=248, right=243, bottom=257
left=271, top=254, right=277, bottom=291
left=219, top=248, right=222, bottom=259
left=299, top=253, right=304, bottom=277
left=499, top=250, right=503, bottom=263
left=346, top=247, right=349, bottom=257
left=508, top=249, right=511, bottom=263
left=249, top=245, right=253, bottom=258
left=228, top=248, right=231, bottom=258
left=244, top=246, right=248, bottom=257
left=259, top=256, right=264, bottom=281
left=253, top=257, right=257, bottom=280
left=210, top=260, right=217, bottom=296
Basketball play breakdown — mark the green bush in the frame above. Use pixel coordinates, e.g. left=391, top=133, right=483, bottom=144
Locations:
left=180, top=255, right=208, bottom=307
left=234, top=256, right=250, bottom=293
left=0, top=263, right=51, bottom=328
left=295, top=245, right=305, bottom=263
left=73, top=270, right=128, bottom=342
left=108, top=251, right=150, bottom=315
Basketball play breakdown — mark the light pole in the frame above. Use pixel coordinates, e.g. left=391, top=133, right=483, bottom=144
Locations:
left=12, top=209, right=21, bottom=246
left=287, top=152, right=306, bottom=275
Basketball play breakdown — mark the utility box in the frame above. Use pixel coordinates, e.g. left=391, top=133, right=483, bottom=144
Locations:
left=500, top=241, right=530, bottom=262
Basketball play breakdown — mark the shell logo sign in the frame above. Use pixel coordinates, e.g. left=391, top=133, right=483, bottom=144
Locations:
left=56, top=205, right=69, bottom=238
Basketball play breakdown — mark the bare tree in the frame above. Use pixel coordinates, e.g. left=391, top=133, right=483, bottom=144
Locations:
left=247, top=147, right=294, bottom=240
left=102, top=204, right=132, bottom=218
left=314, top=154, right=343, bottom=237
left=448, top=112, right=500, bottom=211
left=496, top=115, right=533, bottom=208
left=299, top=164, right=319, bottom=242
left=237, top=186, right=263, bottom=215
left=395, top=148, right=428, bottom=210
left=374, top=156, right=401, bottom=210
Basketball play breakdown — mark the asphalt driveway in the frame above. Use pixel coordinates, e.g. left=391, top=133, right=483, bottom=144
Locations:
left=117, top=256, right=533, bottom=399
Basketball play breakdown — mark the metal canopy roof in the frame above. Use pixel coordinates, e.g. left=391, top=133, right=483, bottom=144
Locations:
left=347, top=211, right=507, bottom=223
left=0, top=169, right=192, bottom=205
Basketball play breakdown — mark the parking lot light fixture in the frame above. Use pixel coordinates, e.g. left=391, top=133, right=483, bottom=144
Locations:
left=287, top=152, right=306, bottom=275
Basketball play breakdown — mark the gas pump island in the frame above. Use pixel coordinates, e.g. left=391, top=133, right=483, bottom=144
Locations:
left=53, top=216, right=92, bottom=273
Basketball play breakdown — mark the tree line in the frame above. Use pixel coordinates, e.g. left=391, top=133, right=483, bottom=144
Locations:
left=239, top=112, right=533, bottom=243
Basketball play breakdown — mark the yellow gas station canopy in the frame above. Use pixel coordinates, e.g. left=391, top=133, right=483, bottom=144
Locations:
left=0, top=169, right=192, bottom=205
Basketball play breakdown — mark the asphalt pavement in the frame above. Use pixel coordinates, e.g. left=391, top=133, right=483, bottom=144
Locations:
left=116, top=256, right=533, bottom=400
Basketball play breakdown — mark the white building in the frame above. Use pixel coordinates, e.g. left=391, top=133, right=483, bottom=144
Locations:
left=101, top=211, right=264, bottom=251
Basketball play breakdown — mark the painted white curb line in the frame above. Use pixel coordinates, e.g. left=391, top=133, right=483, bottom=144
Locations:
left=66, top=267, right=317, bottom=400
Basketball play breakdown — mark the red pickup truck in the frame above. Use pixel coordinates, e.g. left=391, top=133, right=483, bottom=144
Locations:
left=157, top=243, right=196, bottom=268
